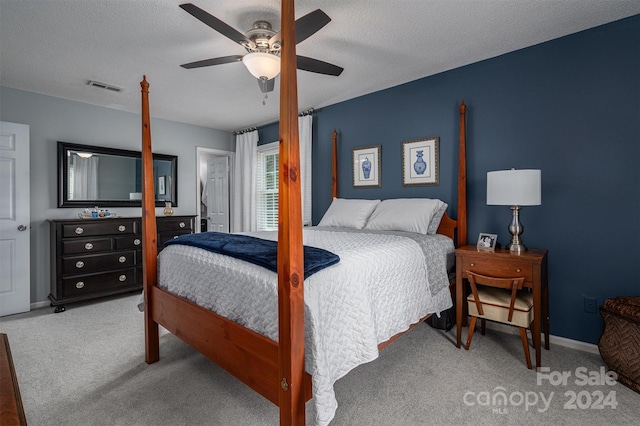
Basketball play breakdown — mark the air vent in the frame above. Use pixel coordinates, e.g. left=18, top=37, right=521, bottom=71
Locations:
left=86, top=80, right=123, bottom=93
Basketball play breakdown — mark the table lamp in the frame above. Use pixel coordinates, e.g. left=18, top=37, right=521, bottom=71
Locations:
left=487, top=169, right=541, bottom=253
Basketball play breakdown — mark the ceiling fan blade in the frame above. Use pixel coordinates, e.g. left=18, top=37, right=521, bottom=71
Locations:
left=296, top=55, right=344, bottom=76
left=257, top=78, right=275, bottom=93
left=180, top=55, right=243, bottom=69
left=269, top=9, right=331, bottom=46
left=180, top=3, right=253, bottom=48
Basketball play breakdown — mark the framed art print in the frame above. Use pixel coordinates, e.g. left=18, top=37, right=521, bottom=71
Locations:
left=158, top=176, right=166, bottom=195
left=353, top=145, right=381, bottom=187
left=402, top=136, right=439, bottom=186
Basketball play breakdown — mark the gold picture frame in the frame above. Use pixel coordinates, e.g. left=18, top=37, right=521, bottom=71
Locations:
left=402, top=136, right=439, bottom=186
left=353, top=145, right=381, bottom=187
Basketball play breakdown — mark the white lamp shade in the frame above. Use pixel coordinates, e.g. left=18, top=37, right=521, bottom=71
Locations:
left=242, top=52, right=281, bottom=80
left=487, top=169, right=541, bottom=206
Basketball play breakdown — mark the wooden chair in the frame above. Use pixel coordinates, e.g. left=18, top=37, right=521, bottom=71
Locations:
left=465, top=271, right=533, bottom=369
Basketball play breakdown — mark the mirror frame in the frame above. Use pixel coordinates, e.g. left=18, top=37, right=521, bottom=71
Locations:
left=57, top=141, right=178, bottom=208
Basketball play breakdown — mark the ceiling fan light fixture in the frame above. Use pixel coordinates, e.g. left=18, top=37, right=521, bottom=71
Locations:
left=242, top=52, right=281, bottom=80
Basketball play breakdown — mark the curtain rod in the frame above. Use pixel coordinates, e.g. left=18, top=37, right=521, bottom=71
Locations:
left=232, top=108, right=316, bottom=135
left=233, top=126, right=257, bottom=135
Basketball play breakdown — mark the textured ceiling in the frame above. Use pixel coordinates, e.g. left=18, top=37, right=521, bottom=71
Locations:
left=1, top=0, right=639, bottom=132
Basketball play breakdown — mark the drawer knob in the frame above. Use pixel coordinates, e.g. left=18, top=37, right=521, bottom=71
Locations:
left=470, top=263, right=475, bottom=267
left=118, top=225, right=126, bottom=232
left=179, top=222, right=186, bottom=228
left=118, top=256, right=126, bottom=263
left=118, top=274, right=127, bottom=282
left=84, top=242, right=94, bottom=250
left=516, top=268, right=521, bottom=273
left=75, top=281, right=85, bottom=289
left=75, top=227, right=84, bottom=235
left=75, top=260, right=84, bottom=269
left=134, top=238, right=141, bottom=246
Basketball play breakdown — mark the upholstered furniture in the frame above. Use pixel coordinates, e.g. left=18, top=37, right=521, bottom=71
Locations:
left=464, top=271, right=533, bottom=369
left=598, top=296, right=640, bottom=393
left=455, top=245, right=549, bottom=368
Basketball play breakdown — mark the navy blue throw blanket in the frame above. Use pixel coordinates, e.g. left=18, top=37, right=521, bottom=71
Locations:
left=164, top=232, right=340, bottom=279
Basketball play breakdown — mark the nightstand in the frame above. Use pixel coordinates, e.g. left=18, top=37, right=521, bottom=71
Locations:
left=455, top=245, right=549, bottom=368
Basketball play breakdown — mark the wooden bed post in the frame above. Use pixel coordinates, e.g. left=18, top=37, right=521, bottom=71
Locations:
left=140, top=76, right=159, bottom=363
left=277, top=0, right=305, bottom=424
left=457, top=101, right=467, bottom=247
left=331, top=129, right=338, bottom=200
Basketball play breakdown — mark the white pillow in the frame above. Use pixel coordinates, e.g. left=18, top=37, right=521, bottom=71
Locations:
left=318, top=198, right=381, bottom=229
left=364, top=198, right=445, bottom=234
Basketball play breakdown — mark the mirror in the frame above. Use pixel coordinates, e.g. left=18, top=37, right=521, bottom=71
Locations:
left=58, top=141, right=178, bottom=208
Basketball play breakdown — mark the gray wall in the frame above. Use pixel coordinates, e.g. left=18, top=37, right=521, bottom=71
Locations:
left=0, top=87, right=234, bottom=303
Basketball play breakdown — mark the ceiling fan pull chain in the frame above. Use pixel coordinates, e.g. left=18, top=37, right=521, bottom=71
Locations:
left=261, top=78, right=269, bottom=105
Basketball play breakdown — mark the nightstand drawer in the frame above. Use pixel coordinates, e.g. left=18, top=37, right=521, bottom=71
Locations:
left=461, top=257, right=533, bottom=283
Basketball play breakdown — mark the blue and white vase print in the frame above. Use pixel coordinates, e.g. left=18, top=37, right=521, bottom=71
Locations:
left=413, top=150, right=427, bottom=175
left=362, top=156, right=372, bottom=179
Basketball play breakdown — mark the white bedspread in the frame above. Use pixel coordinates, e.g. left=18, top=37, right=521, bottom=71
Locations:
left=156, top=227, right=453, bottom=425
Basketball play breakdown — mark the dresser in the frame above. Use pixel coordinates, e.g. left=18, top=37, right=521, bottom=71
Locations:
left=49, top=215, right=195, bottom=312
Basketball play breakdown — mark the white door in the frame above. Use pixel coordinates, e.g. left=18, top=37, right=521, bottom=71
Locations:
left=0, top=121, right=30, bottom=316
left=207, top=156, right=229, bottom=233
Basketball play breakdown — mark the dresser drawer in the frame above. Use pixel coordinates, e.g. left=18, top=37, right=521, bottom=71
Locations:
left=157, top=217, right=194, bottom=232
left=62, top=251, right=137, bottom=275
left=62, top=220, right=138, bottom=238
left=61, top=268, right=139, bottom=297
left=63, top=237, right=113, bottom=255
left=158, top=231, right=192, bottom=248
left=460, top=257, right=534, bottom=284
left=115, top=235, right=143, bottom=250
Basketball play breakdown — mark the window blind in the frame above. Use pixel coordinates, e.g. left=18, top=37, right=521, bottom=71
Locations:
left=256, top=142, right=279, bottom=231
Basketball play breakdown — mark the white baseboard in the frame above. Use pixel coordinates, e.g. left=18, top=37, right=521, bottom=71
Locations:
left=482, top=320, right=599, bottom=355
left=31, top=300, right=51, bottom=310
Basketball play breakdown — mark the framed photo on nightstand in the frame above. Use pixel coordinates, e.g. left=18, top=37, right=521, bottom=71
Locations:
left=477, top=233, right=497, bottom=251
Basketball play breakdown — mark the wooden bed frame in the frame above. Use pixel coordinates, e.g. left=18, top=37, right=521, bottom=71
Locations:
left=140, top=1, right=467, bottom=424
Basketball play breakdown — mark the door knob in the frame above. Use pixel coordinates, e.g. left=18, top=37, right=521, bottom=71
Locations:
left=17, top=224, right=27, bottom=231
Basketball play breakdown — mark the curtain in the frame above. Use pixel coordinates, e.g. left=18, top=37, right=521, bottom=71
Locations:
left=299, top=114, right=313, bottom=225
left=71, top=154, right=99, bottom=200
left=232, top=130, right=258, bottom=232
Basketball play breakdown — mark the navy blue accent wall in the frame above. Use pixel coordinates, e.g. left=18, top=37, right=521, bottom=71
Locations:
left=259, top=16, right=639, bottom=344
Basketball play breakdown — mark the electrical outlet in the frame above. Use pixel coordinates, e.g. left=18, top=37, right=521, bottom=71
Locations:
left=584, top=297, right=598, bottom=314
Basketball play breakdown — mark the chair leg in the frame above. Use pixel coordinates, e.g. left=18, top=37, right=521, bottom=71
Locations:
left=481, top=318, right=486, bottom=335
left=465, top=316, right=477, bottom=350
left=519, top=327, right=532, bottom=369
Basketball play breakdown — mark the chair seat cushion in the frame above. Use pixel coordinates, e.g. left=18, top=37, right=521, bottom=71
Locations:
left=468, top=288, right=533, bottom=328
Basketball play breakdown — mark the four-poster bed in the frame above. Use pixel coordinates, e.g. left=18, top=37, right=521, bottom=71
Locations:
left=140, top=2, right=467, bottom=425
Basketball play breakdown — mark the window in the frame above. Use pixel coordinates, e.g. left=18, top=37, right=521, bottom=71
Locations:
left=256, top=142, right=279, bottom=231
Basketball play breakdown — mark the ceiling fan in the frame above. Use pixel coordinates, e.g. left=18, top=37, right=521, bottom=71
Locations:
left=179, top=3, right=344, bottom=94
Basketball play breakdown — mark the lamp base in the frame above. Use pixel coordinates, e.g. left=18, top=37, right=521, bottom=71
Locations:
left=507, top=205, right=528, bottom=253
left=506, top=242, right=527, bottom=254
